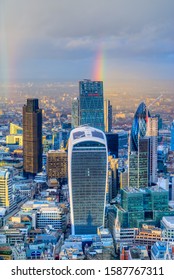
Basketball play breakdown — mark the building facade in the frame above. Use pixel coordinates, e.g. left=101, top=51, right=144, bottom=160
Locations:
left=104, top=99, right=112, bottom=133
left=47, top=150, right=68, bottom=180
left=23, top=99, right=42, bottom=178
left=79, top=79, right=104, bottom=131
left=146, top=117, right=158, bottom=184
left=0, top=169, right=13, bottom=210
left=71, top=98, right=79, bottom=129
left=68, top=126, right=108, bottom=235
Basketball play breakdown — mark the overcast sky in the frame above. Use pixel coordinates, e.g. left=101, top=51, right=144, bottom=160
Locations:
left=0, top=0, right=174, bottom=84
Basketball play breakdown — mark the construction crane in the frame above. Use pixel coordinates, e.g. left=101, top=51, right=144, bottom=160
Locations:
left=145, top=94, right=163, bottom=121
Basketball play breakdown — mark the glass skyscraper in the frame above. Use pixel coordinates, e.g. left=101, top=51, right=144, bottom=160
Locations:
left=68, top=125, right=108, bottom=235
left=79, top=79, right=104, bottom=131
left=129, top=102, right=150, bottom=188
left=130, top=102, right=150, bottom=152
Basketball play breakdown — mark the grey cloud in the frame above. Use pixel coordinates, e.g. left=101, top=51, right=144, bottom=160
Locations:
left=0, top=0, right=174, bottom=80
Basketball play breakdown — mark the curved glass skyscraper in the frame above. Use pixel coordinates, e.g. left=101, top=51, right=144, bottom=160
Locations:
left=130, top=102, right=150, bottom=152
left=129, top=102, right=150, bottom=188
left=68, top=125, right=108, bottom=235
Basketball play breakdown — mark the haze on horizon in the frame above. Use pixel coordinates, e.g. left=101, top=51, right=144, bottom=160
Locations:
left=0, top=0, right=174, bottom=87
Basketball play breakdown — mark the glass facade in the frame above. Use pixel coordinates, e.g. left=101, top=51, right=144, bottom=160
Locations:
left=68, top=126, right=107, bottom=235
left=79, top=80, right=104, bottom=131
left=71, top=143, right=107, bottom=234
left=118, top=187, right=172, bottom=228
left=130, top=102, right=150, bottom=152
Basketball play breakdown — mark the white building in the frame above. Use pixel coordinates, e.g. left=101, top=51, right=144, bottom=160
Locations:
left=36, top=207, right=66, bottom=231
left=161, top=216, right=174, bottom=242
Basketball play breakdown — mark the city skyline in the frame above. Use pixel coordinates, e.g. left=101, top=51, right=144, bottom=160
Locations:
left=0, top=0, right=174, bottom=85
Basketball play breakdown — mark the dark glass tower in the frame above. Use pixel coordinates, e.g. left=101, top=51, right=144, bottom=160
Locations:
left=79, top=79, right=104, bottom=131
left=23, top=98, right=42, bottom=178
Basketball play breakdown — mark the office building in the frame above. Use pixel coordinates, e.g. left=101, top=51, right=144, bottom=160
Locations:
left=105, top=133, right=119, bottom=158
left=47, top=150, right=68, bottom=180
left=129, top=137, right=150, bottom=188
left=151, top=241, right=174, bottom=260
left=9, top=123, right=23, bottom=135
left=128, top=102, right=150, bottom=188
left=108, top=156, right=119, bottom=199
left=171, top=121, right=174, bottom=151
left=104, top=99, right=112, bottom=133
left=52, top=130, right=69, bottom=150
left=79, top=79, right=104, bottom=131
left=146, top=117, right=158, bottom=184
left=117, top=186, right=173, bottom=229
left=0, top=168, right=13, bottom=210
left=23, top=99, right=42, bottom=178
left=68, top=126, right=108, bottom=235
left=36, top=207, right=66, bottom=231
left=71, top=98, right=79, bottom=129
left=130, top=102, right=150, bottom=152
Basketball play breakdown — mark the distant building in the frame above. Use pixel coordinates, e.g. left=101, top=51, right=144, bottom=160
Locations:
left=128, top=102, right=150, bottom=189
left=151, top=241, right=174, bottom=260
left=128, top=137, right=150, bottom=188
left=79, top=79, right=104, bottom=131
left=117, top=186, right=173, bottom=228
left=23, top=99, right=42, bottom=178
left=161, top=216, right=174, bottom=241
left=9, top=123, right=23, bottom=135
left=0, top=168, right=13, bottom=210
left=68, top=126, right=108, bottom=234
left=36, top=207, right=66, bottom=231
left=171, top=121, right=174, bottom=151
left=6, top=135, right=23, bottom=146
left=105, top=133, right=118, bottom=158
left=104, top=99, right=112, bottom=133
left=47, top=150, right=68, bottom=180
left=146, top=117, right=158, bottom=184
left=71, top=98, right=79, bottom=129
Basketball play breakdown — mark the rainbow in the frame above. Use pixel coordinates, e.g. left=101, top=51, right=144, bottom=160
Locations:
left=0, top=7, right=10, bottom=89
left=92, top=47, right=104, bottom=81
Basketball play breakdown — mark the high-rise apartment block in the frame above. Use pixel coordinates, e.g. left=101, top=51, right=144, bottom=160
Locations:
left=23, top=99, right=42, bottom=178
left=68, top=126, right=108, bottom=235
left=47, top=150, right=68, bottom=180
left=79, top=79, right=104, bottom=131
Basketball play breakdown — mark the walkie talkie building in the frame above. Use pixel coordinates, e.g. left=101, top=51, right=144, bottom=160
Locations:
left=68, top=126, right=108, bottom=235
